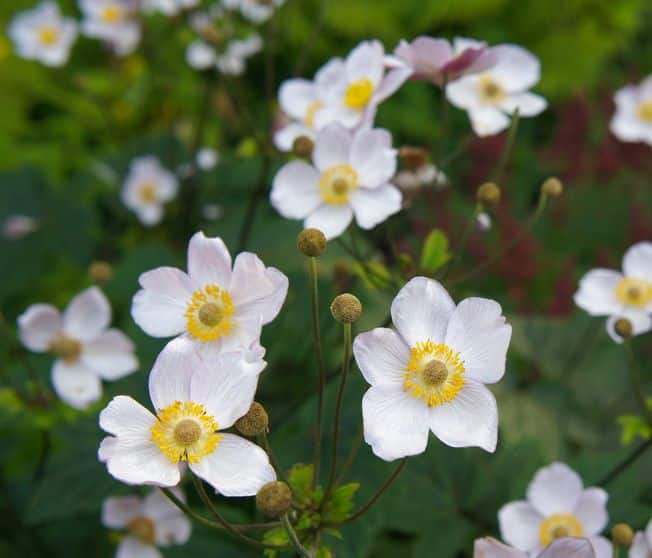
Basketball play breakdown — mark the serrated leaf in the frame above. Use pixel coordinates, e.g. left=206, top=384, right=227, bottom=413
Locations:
left=322, top=483, right=360, bottom=522
left=419, top=229, right=451, bottom=273
left=263, top=527, right=290, bottom=558
left=617, top=415, right=652, bottom=446
left=288, top=463, right=315, bottom=506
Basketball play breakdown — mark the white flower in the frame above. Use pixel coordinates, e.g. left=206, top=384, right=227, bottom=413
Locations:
left=239, top=0, right=285, bottom=24
left=186, top=40, right=216, bottom=70
left=79, top=0, right=141, bottom=56
left=102, top=488, right=191, bottom=558
left=477, top=211, right=492, bottom=231
left=216, top=35, right=262, bottom=75
left=142, top=0, right=199, bottom=15
left=474, top=536, right=597, bottom=558
left=18, top=287, right=138, bottom=410
left=2, top=214, right=39, bottom=239
left=446, top=44, right=546, bottom=136
left=271, top=123, right=402, bottom=239
left=121, top=156, right=178, bottom=227
left=574, top=241, right=652, bottom=343
left=630, top=518, right=652, bottom=558
left=498, top=462, right=611, bottom=558
left=610, top=76, right=652, bottom=145
left=131, top=231, right=288, bottom=355
left=98, top=337, right=276, bottom=493
left=8, top=1, right=78, bottom=67
left=314, top=40, right=412, bottom=130
left=196, top=147, right=219, bottom=170
left=352, top=277, right=512, bottom=460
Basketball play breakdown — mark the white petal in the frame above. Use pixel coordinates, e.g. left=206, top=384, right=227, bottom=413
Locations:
left=142, top=489, right=192, bottom=546
left=271, top=161, right=322, bottom=219
left=52, top=360, right=102, bottom=409
left=390, top=276, right=455, bottom=347
left=573, top=488, right=608, bottom=536
left=539, top=538, right=596, bottom=558
left=573, top=269, right=624, bottom=316
left=527, top=462, right=583, bottom=516
left=273, top=123, right=314, bottom=152
left=588, top=537, right=611, bottom=558
left=353, top=328, right=410, bottom=387
left=350, top=128, right=396, bottom=187
left=489, top=45, right=540, bottom=92
left=622, top=241, right=652, bottom=280
left=132, top=267, right=195, bottom=337
left=346, top=40, right=384, bottom=87
left=468, top=107, right=511, bottom=137
left=189, top=433, right=276, bottom=496
left=154, top=515, right=192, bottom=547
left=428, top=380, right=498, bottom=452
left=17, top=304, right=61, bottom=352
left=500, top=92, right=547, bottom=117
left=279, top=78, right=316, bottom=120
left=304, top=203, right=353, bottom=240
left=473, top=537, right=526, bottom=558
left=371, top=66, right=412, bottom=105
left=136, top=204, right=164, bottom=227
left=606, top=309, right=652, bottom=342
left=81, top=329, right=138, bottom=380
left=646, top=518, right=652, bottom=548
left=349, top=184, right=402, bottom=230
left=148, top=338, right=196, bottom=411
left=101, top=496, right=143, bottom=529
left=446, top=76, right=483, bottom=110
left=610, top=112, right=651, bottom=143
left=362, top=384, right=429, bottom=461
left=312, top=123, right=352, bottom=172
left=117, top=537, right=162, bottom=558
left=629, top=532, right=650, bottom=558
left=498, top=501, right=543, bottom=552
left=187, top=232, right=232, bottom=288
left=444, top=297, right=512, bottom=384
left=99, top=395, right=157, bottom=438
left=62, top=287, right=111, bottom=342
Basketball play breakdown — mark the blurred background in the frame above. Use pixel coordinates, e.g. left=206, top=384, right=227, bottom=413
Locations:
left=1, top=0, right=651, bottom=556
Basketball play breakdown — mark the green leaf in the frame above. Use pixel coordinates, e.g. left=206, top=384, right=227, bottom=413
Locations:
left=288, top=463, right=315, bottom=506
left=322, top=483, right=360, bottom=523
left=351, top=260, right=392, bottom=290
left=419, top=229, right=451, bottom=273
left=262, top=527, right=290, bottom=558
left=617, top=415, right=652, bottom=446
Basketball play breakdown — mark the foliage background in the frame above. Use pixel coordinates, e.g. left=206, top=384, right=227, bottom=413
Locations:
left=1, top=0, right=651, bottom=556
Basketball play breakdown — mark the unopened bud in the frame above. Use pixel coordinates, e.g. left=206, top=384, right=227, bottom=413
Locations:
left=234, top=402, right=269, bottom=437
left=256, top=481, right=292, bottom=518
left=88, top=261, right=114, bottom=283
left=541, top=177, right=563, bottom=198
left=330, top=293, right=362, bottom=323
left=611, top=523, right=634, bottom=547
left=292, top=135, right=314, bottom=159
left=614, top=318, right=633, bottom=339
left=297, top=228, right=326, bottom=257
left=477, top=182, right=501, bottom=206
left=399, top=146, right=428, bottom=170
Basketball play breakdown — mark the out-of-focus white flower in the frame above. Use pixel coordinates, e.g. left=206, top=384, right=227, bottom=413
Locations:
left=216, top=34, right=262, bottom=75
left=610, top=76, right=652, bottom=145
left=131, top=232, right=288, bottom=355
left=18, top=287, right=138, bottom=409
left=8, top=1, right=78, bottom=67
left=446, top=44, right=546, bottom=136
left=574, top=241, right=652, bottom=343
left=142, top=0, right=199, bottom=15
left=122, top=156, right=178, bottom=227
left=391, top=36, right=497, bottom=86
left=477, top=211, right=492, bottom=231
left=79, top=0, right=141, bottom=56
left=352, top=277, right=512, bottom=460
left=102, top=488, right=191, bottom=558
left=2, top=215, right=39, bottom=239
left=630, top=518, right=652, bottom=558
left=98, top=337, right=276, bottom=492
left=474, top=536, right=597, bottom=558
left=196, top=147, right=219, bottom=170
left=315, top=40, right=412, bottom=130
left=186, top=40, right=216, bottom=70
left=202, top=204, right=223, bottom=221
left=271, top=123, right=402, bottom=240
left=237, top=0, right=285, bottom=24
left=499, top=462, right=611, bottom=558
left=394, top=163, right=447, bottom=194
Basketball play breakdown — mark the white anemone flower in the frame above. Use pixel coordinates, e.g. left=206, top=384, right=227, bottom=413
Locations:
left=610, top=76, right=652, bottom=145
left=102, top=488, right=191, bottom=558
left=314, top=40, right=412, bottom=129
left=239, top=0, right=285, bottom=24
left=196, top=147, right=219, bottom=170
left=352, top=277, right=512, bottom=460
left=142, top=0, right=199, bottom=15
left=271, top=123, right=402, bottom=239
left=186, top=40, right=216, bottom=70
left=8, top=1, right=78, bottom=67
left=121, top=156, right=178, bottom=227
left=131, top=231, right=288, bottom=355
left=98, top=337, right=276, bottom=493
left=498, top=462, right=612, bottom=558
left=216, top=35, right=262, bottom=75
left=18, top=287, right=138, bottom=410
left=474, top=536, right=597, bottom=558
left=79, top=0, right=141, bottom=56
left=446, top=44, right=547, bottom=136
left=574, top=241, right=652, bottom=342
left=630, top=518, right=652, bottom=558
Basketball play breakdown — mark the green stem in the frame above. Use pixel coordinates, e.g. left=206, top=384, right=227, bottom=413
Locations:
left=490, top=109, right=520, bottom=183
left=623, top=339, right=652, bottom=424
left=438, top=203, right=481, bottom=281
left=335, top=421, right=364, bottom=486
left=259, top=431, right=285, bottom=482
left=281, top=514, right=312, bottom=558
left=435, top=76, right=449, bottom=171
left=597, top=437, right=652, bottom=487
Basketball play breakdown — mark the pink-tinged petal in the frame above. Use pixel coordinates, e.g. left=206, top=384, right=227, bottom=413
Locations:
left=62, top=286, right=111, bottom=342
left=527, top=462, right=583, bottom=516
left=52, top=360, right=102, bottom=410
left=629, top=532, right=650, bottom=558
left=572, top=488, right=608, bottom=536
left=148, top=337, right=197, bottom=411
left=101, top=496, right=143, bottom=529
left=498, top=501, right=543, bottom=552
left=304, top=203, right=353, bottom=240
left=349, top=184, right=402, bottom=230
left=353, top=328, right=410, bottom=387
left=588, top=537, right=611, bottom=558
left=312, top=123, right=352, bottom=172
left=17, top=304, right=61, bottom=352
left=573, top=269, right=624, bottom=317
left=81, top=329, right=138, bottom=381
left=271, top=161, right=322, bottom=219
left=117, top=536, right=163, bottom=558
left=187, top=232, right=232, bottom=288
left=279, top=78, right=316, bottom=120
left=473, top=537, right=526, bottom=558
left=394, top=37, right=453, bottom=81
left=314, top=57, right=346, bottom=91
left=540, top=538, right=596, bottom=558
left=350, top=128, right=397, bottom=187
left=622, top=241, right=652, bottom=280
left=371, top=66, right=412, bottom=104
left=346, top=40, right=384, bottom=87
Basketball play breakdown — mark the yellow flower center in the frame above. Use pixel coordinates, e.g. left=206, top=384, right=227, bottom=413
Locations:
left=615, top=277, right=652, bottom=308
left=127, top=516, right=156, bottom=545
left=303, top=100, right=323, bottom=128
left=403, top=341, right=465, bottom=407
left=319, top=164, right=358, bottom=205
left=539, top=513, right=585, bottom=547
left=185, top=284, right=235, bottom=342
left=478, top=75, right=505, bottom=105
left=637, top=101, right=652, bottom=123
left=101, top=5, right=123, bottom=23
left=151, top=401, right=222, bottom=464
left=344, top=78, right=374, bottom=109
left=139, top=182, right=157, bottom=203
left=38, top=26, right=59, bottom=46
left=48, top=334, right=82, bottom=363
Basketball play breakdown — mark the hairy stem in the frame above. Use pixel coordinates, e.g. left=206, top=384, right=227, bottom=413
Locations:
left=490, top=108, right=520, bottom=183
left=624, top=339, right=652, bottom=425
left=597, top=437, right=652, bottom=487
left=282, top=514, right=313, bottom=557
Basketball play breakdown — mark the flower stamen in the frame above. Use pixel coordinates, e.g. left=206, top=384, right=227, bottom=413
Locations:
left=615, top=277, right=652, bottom=307
left=637, top=100, right=652, bottom=123
left=185, top=285, right=235, bottom=342
left=478, top=75, right=505, bottom=105
left=38, top=26, right=59, bottom=46
left=344, top=78, right=374, bottom=109
left=101, top=5, right=122, bottom=23
left=48, top=334, right=81, bottom=363
left=139, top=182, right=157, bottom=203
left=539, top=513, right=584, bottom=547
left=127, top=516, right=156, bottom=545
left=319, top=164, right=358, bottom=205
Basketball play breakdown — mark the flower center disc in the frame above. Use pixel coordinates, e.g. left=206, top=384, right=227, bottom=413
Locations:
left=637, top=100, right=652, bottom=123
left=139, top=182, right=157, bottom=203
left=174, top=419, right=202, bottom=446
left=615, top=277, right=652, bottom=307
left=101, top=5, right=122, bottom=23
left=344, top=78, right=374, bottom=109
left=478, top=75, right=505, bottom=104
left=38, top=26, right=59, bottom=46
left=127, top=516, right=156, bottom=545
left=185, top=284, right=235, bottom=342
left=539, top=513, right=584, bottom=547
left=422, top=360, right=448, bottom=386
left=319, top=164, right=358, bottom=205
left=48, top=335, right=81, bottom=363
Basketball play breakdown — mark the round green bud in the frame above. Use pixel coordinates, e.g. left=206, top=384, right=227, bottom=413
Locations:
left=611, top=523, right=634, bottom=547
left=256, top=481, right=293, bottom=518
left=297, top=228, right=327, bottom=257
left=88, top=261, right=114, bottom=283
left=614, top=318, right=633, bottom=339
left=330, top=293, right=362, bottom=323
left=477, top=182, right=501, bottom=206
left=541, top=177, right=563, bottom=198
left=292, top=135, right=314, bottom=159
left=234, top=402, right=269, bottom=437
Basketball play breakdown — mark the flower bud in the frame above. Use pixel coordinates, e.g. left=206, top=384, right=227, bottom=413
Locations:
left=541, top=177, right=563, bottom=198
left=88, top=261, right=114, bottom=283
left=234, top=402, right=269, bottom=437
left=611, top=523, right=634, bottom=547
left=256, top=481, right=292, bottom=518
left=399, top=146, right=428, bottom=170
left=477, top=182, right=501, bottom=207
left=292, top=135, right=314, bottom=159
left=614, top=318, right=633, bottom=339
left=330, top=293, right=362, bottom=323
left=297, top=228, right=327, bottom=257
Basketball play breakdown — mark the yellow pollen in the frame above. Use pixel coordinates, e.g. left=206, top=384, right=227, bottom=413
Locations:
left=127, top=516, right=156, bottom=545
left=404, top=341, right=465, bottom=407
left=38, top=26, right=59, bottom=46
left=303, top=100, right=323, bottom=128
left=615, top=277, right=652, bottom=308
left=319, top=164, right=358, bottom=205
left=539, top=514, right=584, bottom=547
left=101, top=5, right=122, bottom=23
left=344, top=78, right=374, bottom=109
left=48, top=335, right=81, bottom=363
left=478, top=75, right=505, bottom=104
left=637, top=100, right=652, bottom=123
left=151, top=401, right=222, bottom=464
left=185, top=284, right=235, bottom=343
left=139, top=182, right=157, bottom=203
